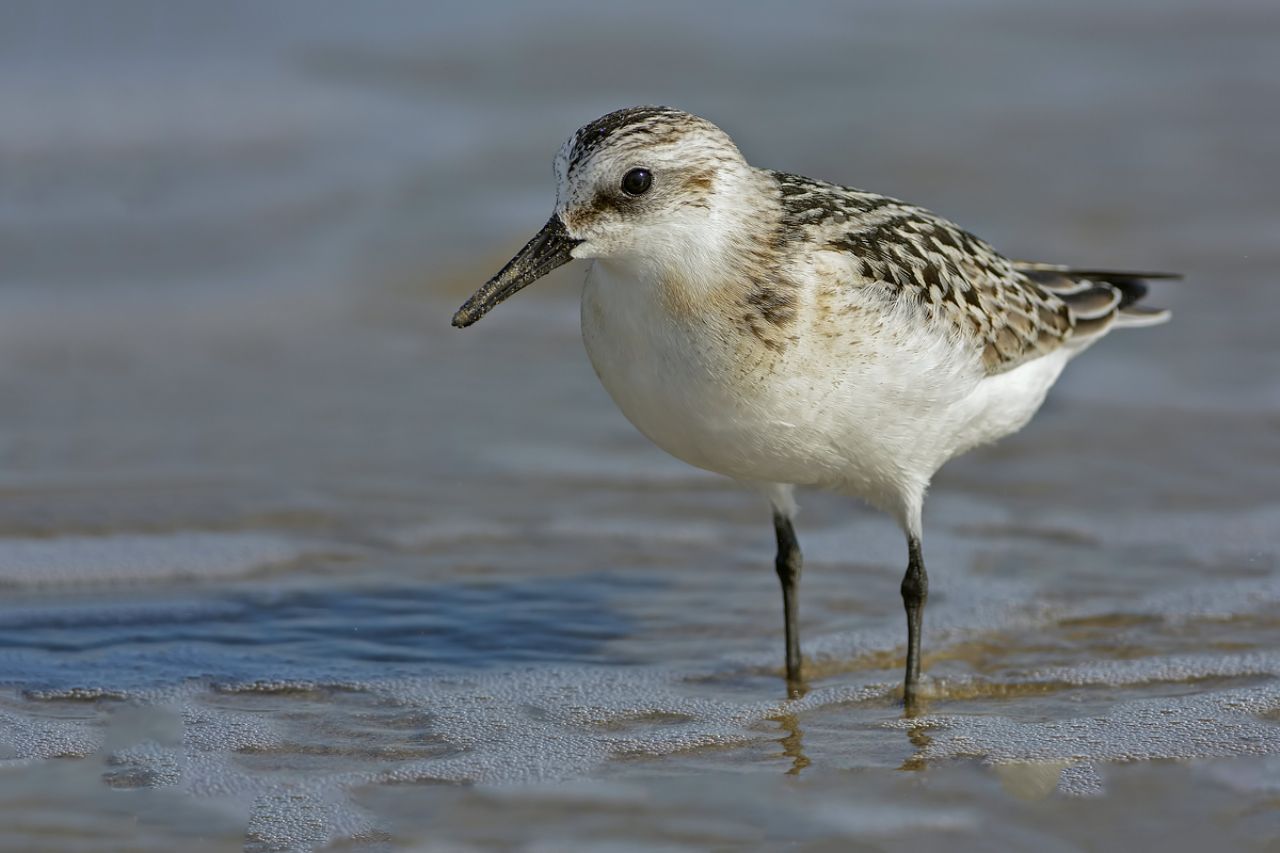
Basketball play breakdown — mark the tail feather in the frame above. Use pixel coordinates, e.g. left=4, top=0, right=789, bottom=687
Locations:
left=1059, top=284, right=1121, bottom=319
left=1113, top=305, right=1172, bottom=328
left=1013, top=262, right=1178, bottom=339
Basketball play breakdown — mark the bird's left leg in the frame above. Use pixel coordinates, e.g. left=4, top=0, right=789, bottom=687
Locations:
left=765, top=485, right=803, bottom=693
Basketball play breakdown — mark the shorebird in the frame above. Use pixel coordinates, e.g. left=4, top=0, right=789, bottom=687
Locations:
left=452, top=106, right=1173, bottom=706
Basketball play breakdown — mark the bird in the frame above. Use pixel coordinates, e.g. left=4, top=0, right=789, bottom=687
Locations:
left=451, top=105, right=1174, bottom=708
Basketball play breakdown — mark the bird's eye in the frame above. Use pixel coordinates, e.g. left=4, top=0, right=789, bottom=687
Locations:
left=621, top=168, right=653, bottom=196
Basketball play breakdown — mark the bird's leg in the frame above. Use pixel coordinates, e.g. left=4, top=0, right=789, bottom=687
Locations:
left=900, top=534, right=929, bottom=709
left=773, top=510, right=803, bottom=692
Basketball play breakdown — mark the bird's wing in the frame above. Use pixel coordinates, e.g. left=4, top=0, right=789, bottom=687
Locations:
left=771, top=171, right=1171, bottom=375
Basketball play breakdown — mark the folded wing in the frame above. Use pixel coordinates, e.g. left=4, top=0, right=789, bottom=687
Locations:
left=771, top=170, right=1175, bottom=375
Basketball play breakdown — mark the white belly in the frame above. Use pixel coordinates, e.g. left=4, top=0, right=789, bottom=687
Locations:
left=579, top=261, right=1068, bottom=519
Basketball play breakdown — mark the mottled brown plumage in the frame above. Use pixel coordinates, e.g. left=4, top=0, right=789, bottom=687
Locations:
left=766, top=170, right=1170, bottom=375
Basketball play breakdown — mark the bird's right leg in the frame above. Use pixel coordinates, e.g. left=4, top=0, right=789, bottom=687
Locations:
left=773, top=508, right=803, bottom=691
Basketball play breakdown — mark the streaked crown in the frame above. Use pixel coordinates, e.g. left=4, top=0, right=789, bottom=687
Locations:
left=552, top=106, right=753, bottom=259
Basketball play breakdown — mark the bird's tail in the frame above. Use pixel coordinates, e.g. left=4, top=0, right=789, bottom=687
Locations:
left=1014, top=263, right=1178, bottom=337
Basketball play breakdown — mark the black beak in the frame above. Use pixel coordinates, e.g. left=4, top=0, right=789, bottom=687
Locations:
left=452, top=214, right=581, bottom=328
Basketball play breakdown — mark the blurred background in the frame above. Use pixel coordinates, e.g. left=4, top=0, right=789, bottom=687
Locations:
left=1, top=1, right=1278, bottom=849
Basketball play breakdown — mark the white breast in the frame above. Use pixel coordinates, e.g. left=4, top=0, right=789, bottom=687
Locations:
left=581, top=261, right=745, bottom=475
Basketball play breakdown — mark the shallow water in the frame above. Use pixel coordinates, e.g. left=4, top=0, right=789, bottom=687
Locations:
left=3, top=0, right=1280, bottom=849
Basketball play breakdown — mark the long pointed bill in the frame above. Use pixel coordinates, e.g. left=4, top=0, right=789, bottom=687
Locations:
left=452, top=215, right=581, bottom=328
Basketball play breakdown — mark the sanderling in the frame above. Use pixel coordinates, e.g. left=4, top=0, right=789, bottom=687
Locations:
left=453, top=106, right=1174, bottom=707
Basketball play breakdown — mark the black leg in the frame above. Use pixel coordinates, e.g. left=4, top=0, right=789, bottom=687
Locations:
left=900, top=534, right=928, bottom=707
left=773, top=511, right=803, bottom=686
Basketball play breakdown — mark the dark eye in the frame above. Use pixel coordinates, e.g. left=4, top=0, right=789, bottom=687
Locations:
left=621, top=167, right=653, bottom=196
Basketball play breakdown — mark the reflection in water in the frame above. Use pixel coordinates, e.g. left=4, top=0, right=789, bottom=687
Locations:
left=773, top=713, right=811, bottom=776
left=0, top=575, right=641, bottom=691
left=900, top=724, right=935, bottom=772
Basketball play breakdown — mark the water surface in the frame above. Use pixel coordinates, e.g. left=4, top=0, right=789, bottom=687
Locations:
left=2, top=1, right=1279, bottom=849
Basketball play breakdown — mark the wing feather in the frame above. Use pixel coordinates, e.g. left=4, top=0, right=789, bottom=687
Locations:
left=771, top=170, right=1173, bottom=373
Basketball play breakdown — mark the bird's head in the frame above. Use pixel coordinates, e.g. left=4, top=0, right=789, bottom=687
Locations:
left=452, top=106, right=753, bottom=328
